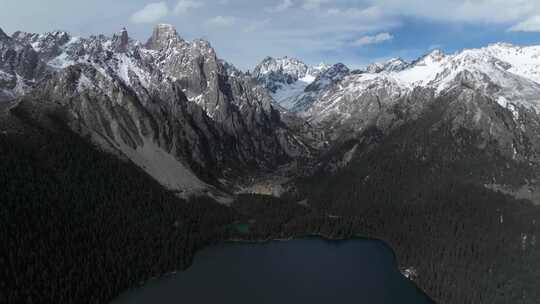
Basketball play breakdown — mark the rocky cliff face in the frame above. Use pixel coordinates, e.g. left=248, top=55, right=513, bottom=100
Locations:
left=0, top=28, right=48, bottom=101
left=1, top=25, right=308, bottom=198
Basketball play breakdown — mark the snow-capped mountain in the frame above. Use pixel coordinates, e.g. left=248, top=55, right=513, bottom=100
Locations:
left=3, top=22, right=540, bottom=200
left=270, top=44, right=540, bottom=178
left=1, top=25, right=308, bottom=198
left=365, top=57, right=409, bottom=73
left=253, top=56, right=329, bottom=109
left=268, top=43, right=540, bottom=207
left=289, top=63, right=350, bottom=112
left=301, top=44, right=540, bottom=123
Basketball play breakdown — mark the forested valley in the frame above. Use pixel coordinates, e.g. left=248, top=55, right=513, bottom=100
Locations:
left=2, top=98, right=540, bottom=304
left=0, top=118, right=236, bottom=304
left=229, top=98, right=540, bottom=304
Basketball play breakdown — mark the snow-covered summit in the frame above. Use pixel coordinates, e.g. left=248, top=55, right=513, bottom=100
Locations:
left=254, top=56, right=309, bottom=81
left=366, top=57, right=409, bottom=73
left=253, top=56, right=331, bottom=108
left=327, top=43, right=540, bottom=113
left=480, top=42, right=540, bottom=84
left=307, top=62, right=332, bottom=78
left=289, top=42, right=540, bottom=145
left=112, top=28, right=130, bottom=52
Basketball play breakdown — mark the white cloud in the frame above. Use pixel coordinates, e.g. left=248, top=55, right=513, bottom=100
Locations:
left=174, top=0, right=203, bottom=15
left=303, top=0, right=329, bottom=10
left=10, top=0, right=540, bottom=71
left=327, top=6, right=384, bottom=20
left=509, top=15, right=540, bottom=32
left=370, top=0, right=538, bottom=24
left=265, top=0, right=294, bottom=13
left=130, top=2, right=170, bottom=24
left=353, top=32, right=393, bottom=46
left=129, top=0, right=204, bottom=24
left=205, top=16, right=237, bottom=27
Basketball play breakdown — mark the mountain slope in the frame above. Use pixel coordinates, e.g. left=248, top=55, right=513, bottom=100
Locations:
left=289, top=63, right=351, bottom=113
left=295, top=45, right=540, bottom=165
left=291, top=86, right=540, bottom=303
left=1, top=25, right=308, bottom=197
left=301, top=45, right=540, bottom=126
left=366, top=57, right=409, bottom=73
left=0, top=103, right=238, bottom=303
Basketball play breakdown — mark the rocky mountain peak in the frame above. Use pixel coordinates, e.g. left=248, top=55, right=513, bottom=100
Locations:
left=10, top=31, right=36, bottom=43
left=146, top=24, right=182, bottom=50
left=0, top=27, right=9, bottom=41
left=366, top=57, right=409, bottom=73
left=147, top=24, right=181, bottom=49
left=260, top=56, right=274, bottom=64
left=253, top=56, right=309, bottom=80
left=488, top=42, right=516, bottom=50
left=287, top=63, right=350, bottom=112
left=220, top=59, right=244, bottom=77
left=253, top=56, right=332, bottom=109
left=308, top=62, right=331, bottom=76
left=48, top=31, right=71, bottom=42
left=0, top=24, right=309, bottom=195
left=11, top=30, right=72, bottom=61
left=415, top=49, right=446, bottom=65
left=306, top=63, right=349, bottom=91
left=191, top=38, right=215, bottom=54
left=112, top=27, right=130, bottom=52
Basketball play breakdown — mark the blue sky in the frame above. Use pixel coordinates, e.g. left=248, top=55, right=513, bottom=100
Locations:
left=1, top=0, right=540, bottom=70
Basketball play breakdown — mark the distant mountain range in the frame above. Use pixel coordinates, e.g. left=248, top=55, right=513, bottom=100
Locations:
left=252, top=44, right=540, bottom=180
left=3, top=24, right=540, bottom=202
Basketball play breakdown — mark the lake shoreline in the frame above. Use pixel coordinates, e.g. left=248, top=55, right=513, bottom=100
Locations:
left=114, top=233, right=435, bottom=304
left=225, top=234, right=434, bottom=303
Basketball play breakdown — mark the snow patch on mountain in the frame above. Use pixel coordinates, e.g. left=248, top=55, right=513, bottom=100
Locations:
left=115, top=53, right=151, bottom=88
left=366, top=57, right=409, bottom=73
left=48, top=52, right=76, bottom=69
left=483, top=43, right=540, bottom=84
left=273, top=74, right=316, bottom=109
left=253, top=56, right=330, bottom=109
left=290, top=63, right=351, bottom=112
left=393, top=50, right=446, bottom=89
